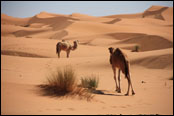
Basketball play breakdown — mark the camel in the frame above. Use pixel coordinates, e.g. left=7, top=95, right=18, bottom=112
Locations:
left=108, top=47, right=135, bottom=96
left=56, top=40, right=78, bottom=58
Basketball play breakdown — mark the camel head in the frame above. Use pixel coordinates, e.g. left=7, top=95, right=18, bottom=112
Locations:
left=71, top=40, right=79, bottom=50
left=108, top=47, right=114, bottom=54
left=62, top=39, right=66, bottom=42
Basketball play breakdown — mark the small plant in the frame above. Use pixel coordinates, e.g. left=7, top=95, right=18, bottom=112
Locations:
left=132, top=45, right=140, bottom=52
left=81, top=74, right=99, bottom=90
left=46, top=66, right=77, bottom=94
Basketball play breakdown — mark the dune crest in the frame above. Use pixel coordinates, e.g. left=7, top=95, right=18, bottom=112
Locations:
left=70, top=13, right=96, bottom=18
left=36, top=11, right=67, bottom=18
left=142, top=6, right=169, bottom=20
left=1, top=13, right=31, bottom=26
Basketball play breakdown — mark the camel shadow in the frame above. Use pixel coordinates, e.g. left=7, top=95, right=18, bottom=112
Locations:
left=91, top=89, right=126, bottom=96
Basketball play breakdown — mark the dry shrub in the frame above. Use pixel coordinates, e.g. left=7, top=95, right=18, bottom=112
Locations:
left=46, top=66, right=77, bottom=93
left=39, top=66, right=93, bottom=100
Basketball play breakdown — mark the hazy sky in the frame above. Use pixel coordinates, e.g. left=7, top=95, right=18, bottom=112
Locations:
left=1, top=1, right=173, bottom=18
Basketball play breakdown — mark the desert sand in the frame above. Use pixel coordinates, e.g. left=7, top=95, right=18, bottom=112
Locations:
left=1, top=5, right=173, bottom=115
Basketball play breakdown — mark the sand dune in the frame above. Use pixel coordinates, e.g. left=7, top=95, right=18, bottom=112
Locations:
left=1, top=14, right=31, bottom=26
left=36, top=11, right=67, bottom=18
left=101, top=13, right=143, bottom=19
left=1, top=50, right=48, bottom=58
left=143, top=6, right=168, bottom=20
left=13, top=29, right=49, bottom=37
left=70, top=13, right=96, bottom=18
left=103, top=18, right=122, bottom=24
left=132, top=54, right=173, bottom=69
left=130, top=48, right=173, bottom=69
left=27, top=15, right=74, bottom=31
left=1, top=5, right=173, bottom=115
left=116, top=34, right=173, bottom=51
left=162, top=7, right=173, bottom=23
left=2, top=6, right=173, bottom=40
left=142, top=6, right=173, bottom=23
left=103, top=5, right=173, bottom=23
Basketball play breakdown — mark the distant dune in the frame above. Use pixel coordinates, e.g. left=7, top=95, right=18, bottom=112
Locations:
left=1, top=13, right=31, bottom=26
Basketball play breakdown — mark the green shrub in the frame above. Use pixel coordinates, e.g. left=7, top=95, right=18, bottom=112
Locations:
left=132, top=45, right=140, bottom=52
left=81, top=74, right=99, bottom=90
left=135, top=45, right=140, bottom=52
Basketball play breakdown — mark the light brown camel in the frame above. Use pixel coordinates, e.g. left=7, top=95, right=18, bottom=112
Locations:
left=56, top=40, right=78, bottom=58
left=108, top=47, right=135, bottom=96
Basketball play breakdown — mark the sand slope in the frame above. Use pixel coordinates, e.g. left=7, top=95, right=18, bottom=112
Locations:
left=1, top=14, right=31, bottom=26
left=1, top=5, right=173, bottom=115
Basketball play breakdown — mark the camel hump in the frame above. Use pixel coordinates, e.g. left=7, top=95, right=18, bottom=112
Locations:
left=114, top=48, right=124, bottom=58
left=115, top=48, right=124, bottom=55
left=115, top=48, right=130, bottom=77
left=116, top=48, right=128, bottom=59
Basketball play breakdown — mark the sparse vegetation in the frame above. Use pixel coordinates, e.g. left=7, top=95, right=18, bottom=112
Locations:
left=80, top=74, right=99, bottom=90
left=132, top=45, right=140, bottom=52
left=46, top=66, right=77, bottom=94
left=39, top=66, right=94, bottom=100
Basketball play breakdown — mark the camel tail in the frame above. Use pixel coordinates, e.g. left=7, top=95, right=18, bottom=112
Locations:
left=56, top=42, right=61, bottom=54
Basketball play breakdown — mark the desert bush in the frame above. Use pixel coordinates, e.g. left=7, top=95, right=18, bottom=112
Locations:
left=40, top=66, right=93, bottom=100
left=132, top=45, right=140, bottom=52
left=46, top=66, right=77, bottom=94
left=81, top=74, right=99, bottom=90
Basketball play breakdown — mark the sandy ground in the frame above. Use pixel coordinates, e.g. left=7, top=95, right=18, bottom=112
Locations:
left=1, top=5, right=173, bottom=115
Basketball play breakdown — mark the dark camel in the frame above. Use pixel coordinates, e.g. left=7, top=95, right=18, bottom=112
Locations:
left=108, top=47, right=135, bottom=96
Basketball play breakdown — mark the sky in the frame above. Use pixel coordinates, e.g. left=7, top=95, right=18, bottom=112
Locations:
left=1, top=1, right=173, bottom=18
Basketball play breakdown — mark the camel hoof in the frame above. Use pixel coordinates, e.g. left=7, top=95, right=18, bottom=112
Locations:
left=125, top=93, right=129, bottom=96
left=117, top=90, right=121, bottom=93
left=115, top=89, right=120, bottom=93
left=132, top=92, right=135, bottom=95
left=115, top=88, right=120, bottom=92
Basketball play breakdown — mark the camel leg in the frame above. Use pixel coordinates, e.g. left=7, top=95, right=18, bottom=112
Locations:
left=130, top=81, right=135, bottom=95
left=58, top=51, right=61, bottom=58
left=129, top=76, right=135, bottom=95
left=67, top=50, right=70, bottom=58
left=125, top=77, right=130, bottom=96
left=118, top=69, right=121, bottom=93
left=112, top=67, right=119, bottom=92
